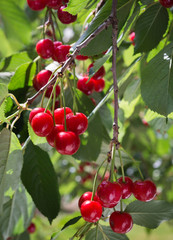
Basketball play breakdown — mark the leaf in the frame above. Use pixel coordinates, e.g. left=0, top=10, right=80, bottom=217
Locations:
left=0, top=72, right=13, bottom=85
left=64, top=0, right=89, bottom=15
left=125, top=200, right=173, bottom=229
left=141, top=42, right=173, bottom=116
left=28, top=122, right=47, bottom=145
left=134, top=3, right=169, bottom=54
left=0, top=100, right=10, bottom=125
left=21, top=141, right=60, bottom=223
left=0, top=183, right=35, bottom=239
left=85, top=225, right=129, bottom=240
left=61, top=216, right=81, bottom=231
left=0, top=0, right=31, bottom=45
left=0, top=83, right=8, bottom=104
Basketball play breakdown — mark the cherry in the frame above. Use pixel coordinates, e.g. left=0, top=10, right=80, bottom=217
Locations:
left=142, top=119, right=150, bottom=127
left=29, top=108, right=52, bottom=124
left=52, top=41, right=62, bottom=61
left=78, top=191, right=101, bottom=208
left=52, top=44, right=71, bottom=62
left=27, top=222, right=36, bottom=234
left=33, top=76, right=40, bottom=91
left=55, top=131, right=80, bottom=155
left=87, top=63, right=105, bottom=80
left=57, top=5, right=77, bottom=24
left=45, top=29, right=53, bottom=37
left=93, top=78, right=105, bottom=92
left=159, top=0, right=173, bottom=8
left=31, top=112, right=54, bottom=137
left=46, top=124, right=65, bottom=147
left=45, top=84, right=61, bottom=98
left=54, top=107, right=73, bottom=124
left=117, top=176, right=133, bottom=199
left=109, top=211, right=133, bottom=234
left=77, top=77, right=95, bottom=95
left=47, top=0, right=63, bottom=9
left=64, top=112, right=88, bottom=135
left=97, top=181, right=122, bottom=208
left=133, top=179, right=157, bottom=202
left=76, top=55, right=89, bottom=61
left=36, top=39, right=54, bottom=59
left=129, top=32, right=135, bottom=46
left=80, top=200, right=102, bottom=223
left=27, top=0, right=48, bottom=11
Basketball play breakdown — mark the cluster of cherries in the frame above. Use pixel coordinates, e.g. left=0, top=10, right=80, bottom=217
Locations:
left=29, top=106, right=88, bottom=155
left=78, top=177, right=157, bottom=234
left=27, top=0, right=77, bottom=24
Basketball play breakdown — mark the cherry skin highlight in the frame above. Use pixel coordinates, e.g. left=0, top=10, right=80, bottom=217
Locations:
left=133, top=179, right=157, bottom=202
left=78, top=191, right=101, bottom=208
left=57, top=5, right=77, bottom=24
left=36, top=39, right=54, bottom=59
left=31, top=112, right=54, bottom=137
left=46, top=124, right=65, bottom=147
left=109, top=211, right=133, bottom=234
left=77, top=77, right=95, bottom=95
left=55, top=131, right=80, bottom=155
left=118, top=176, right=133, bottom=199
left=54, top=107, right=73, bottom=124
left=80, top=200, right=102, bottom=223
left=27, top=0, right=48, bottom=11
left=29, top=108, right=52, bottom=124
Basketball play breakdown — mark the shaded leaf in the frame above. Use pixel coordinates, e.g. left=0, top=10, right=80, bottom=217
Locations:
left=0, top=83, right=8, bottom=104
left=64, top=0, right=89, bottom=15
left=61, top=216, right=81, bottom=231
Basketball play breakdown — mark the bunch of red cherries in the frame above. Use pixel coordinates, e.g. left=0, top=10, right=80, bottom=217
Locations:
left=79, top=177, right=157, bottom=234
left=29, top=106, right=88, bottom=155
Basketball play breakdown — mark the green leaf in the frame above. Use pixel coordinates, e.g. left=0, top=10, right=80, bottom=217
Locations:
left=28, top=122, right=47, bottom=145
left=0, top=72, right=13, bottom=85
left=0, top=0, right=31, bottom=45
left=0, top=183, right=35, bottom=239
left=134, top=3, right=169, bottom=54
left=141, top=42, right=173, bottom=116
left=0, top=83, right=8, bottom=104
left=0, top=100, right=10, bottom=125
left=85, top=225, right=129, bottom=240
left=125, top=200, right=173, bottom=229
left=0, top=128, right=11, bottom=213
left=64, top=0, right=89, bottom=15
left=21, top=141, right=60, bottom=223
left=8, top=62, right=36, bottom=91
left=61, top=216, right=81, bottom=231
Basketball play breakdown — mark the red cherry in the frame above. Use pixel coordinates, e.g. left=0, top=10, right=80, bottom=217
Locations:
left=47, top=0, right=63, bottom=9
left=29, top=108, right=52, bottom=124
left=31, top=112, right=54, bottom=137
left=36, top=39, right=54, bottom=59
left=63, top=0, right=69, bottom=3
left=52, top=41, right=62, bottom=61
left=64, top=112, right=88, bottom=135
left=133, top=180, right=157, bottom=202
left=54, top=107, right=73, bottom=124
left=80, top=200, right=102, bottom=223
left=27, top=0, right=48, bottom=11
left=87, top=63, right=105, bottom=80
left=45, top=84, right=61, bottom=98
left=55, top=131, right=80, bottom=155
left=33, top=76, right=40, bottom=91
left=129, top=32, right=135, bottom=42
left=159, top=0, right=173, bottom=8
left=46, top=124, right=65, bottom=147
left=142, top=119, right=150, bottom=127
left=52, top=44, right=71, bottom=63
left=93, top=78, right=105, bottom=92
left=57, top=5, right=77, bottom=24
left=97, top=181, right=122, bottom=208
left=78, top=192, right=101, bottom=208
left=45, top=29, right=53, bottom=37
left=77, top=77, right=95, bottom=95
left=109, top=211, right=133, bottom=234
left=117, top=176, right=133, bottom=199
left=36, top=70, right=52, bottom=88
left=76, top=55, right=89, bottom=61
left=27, top=222, right=36, bottom=234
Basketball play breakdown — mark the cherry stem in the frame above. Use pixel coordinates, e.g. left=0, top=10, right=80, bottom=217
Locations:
left=43, top=8, right=49, bottom=39
left=118, top=149, right=125, bottom=182
left=110, top=144, right=116, bottom=182
left=51, top=11, right=64, bottom=44
left=60, top=77, right=67, bottom=131
left=48, top=9, right=56, bottom=42
left=100, top=161, right=109, bottom=182
left=98, top=225, right=109, bottom=240
left=95, top=222, right=99, bottom=240
left=72, top=66, right=78, bottom=115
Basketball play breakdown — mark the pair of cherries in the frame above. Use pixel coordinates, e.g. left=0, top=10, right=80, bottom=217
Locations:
left=29, top=107, right=88, bottom=155
left=77, top=64, right=106, bottom=95
left=79, top=177, right=157, bottom=234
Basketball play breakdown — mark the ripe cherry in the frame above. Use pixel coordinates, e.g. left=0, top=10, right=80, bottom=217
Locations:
left=80, top=200, right=102, bottom=223
left=55, top=131, right=80, bottom=155
left=78, top=192, right=101, bottom=208
left=47, top=0, right=63, bottom=9
left=117, top=176, right=133, bottom=199
left=27, top=222, right=36, bottom=234
left=76, top=55, right=89, bottom=61
left=77, top=77, right=95, bottom=95
left=36, top=39, right=54, bottom=59
left=64, top=112, right=88, bottom=135
left=27, top=0, right=48, bottom=11
left=29, top=108, right=52, bottom=124
left=93, top=78, right=105, bottom=92
left=129, top=32, right=135, bottom=46
left=159, top=0, right=173, bottom=8
left=109, top=211, right=133, bottom=234
left=52, top=41, right=62, bottom=61
left=31, top=112, right=54, bottom=137
left=54, top=107, right=73, bottom=124
left=87, top=63, right=105, bottom=80
left=133, top=179, right=157, bottom=202
left=53, top=44, right=71, bottom=62
left=57, top=5, right=77, bottom=24
left=97, top=181, right=122, bottom=208
left=46, top=124, right=65, bottom=147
